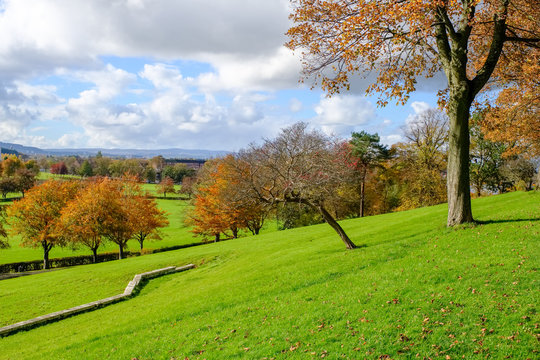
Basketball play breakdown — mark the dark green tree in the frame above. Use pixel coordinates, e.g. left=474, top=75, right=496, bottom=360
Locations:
left=349, top=132, right=390, bottom=217
left=79, top=160, right=94, bottom=177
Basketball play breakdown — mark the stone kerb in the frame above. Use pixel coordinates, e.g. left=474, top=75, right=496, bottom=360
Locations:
left=0, top=264, right=195, bottom=337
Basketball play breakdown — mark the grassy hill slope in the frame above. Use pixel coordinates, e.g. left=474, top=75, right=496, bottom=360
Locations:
left=0, top=191, right=538, bottom=359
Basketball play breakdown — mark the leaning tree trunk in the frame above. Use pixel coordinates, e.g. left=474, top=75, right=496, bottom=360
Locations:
left=315, top=204, right=356, bottom=250
left=446, top=85, right=474, bottom=226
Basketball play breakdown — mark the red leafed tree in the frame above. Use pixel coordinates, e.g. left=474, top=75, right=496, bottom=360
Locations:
left=287, top=0, right=539, bottom=226
left=50, top=162, right=68, bottom=175
left=8, top=180, right=80, bottom=269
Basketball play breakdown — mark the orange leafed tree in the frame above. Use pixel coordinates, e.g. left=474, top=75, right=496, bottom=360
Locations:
left=481, top=52, right=540, bottom=155
left=188, top=156, right=268, bottom=241
left=8, top=180, right=80, bottom=269
left=159, top=176, right=176, bottom=198
left=60, top=178, right=119, bottom=262
left=189, top=158, right=240, bottom=242
left=287, top=0, right=539, bottom=226
left=127, top=194, right=169, bottom=251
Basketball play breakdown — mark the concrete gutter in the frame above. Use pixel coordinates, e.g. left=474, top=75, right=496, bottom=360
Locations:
left=0, top=264, right=195, bottom=337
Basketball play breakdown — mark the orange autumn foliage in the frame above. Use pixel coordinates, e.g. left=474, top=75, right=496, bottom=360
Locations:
left=8, top=180, right=81, bottom=269
left=188, top=156, right=267, bottom=241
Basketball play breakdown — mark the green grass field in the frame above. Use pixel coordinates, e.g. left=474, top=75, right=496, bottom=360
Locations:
left=0, top=191, right=538, bottom=359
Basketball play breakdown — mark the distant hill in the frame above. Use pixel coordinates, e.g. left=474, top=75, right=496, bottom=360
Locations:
left=0, top=147, right=21, bottom=156
left=0, top=141, right=229, bottom=159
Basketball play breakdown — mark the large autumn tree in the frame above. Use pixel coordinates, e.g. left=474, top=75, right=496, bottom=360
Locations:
left=287, top=0, right=539, bottom=226
left=8, top=180, right=80, bottom=269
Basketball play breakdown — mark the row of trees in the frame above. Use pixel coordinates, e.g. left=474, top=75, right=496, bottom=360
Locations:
left=46, top=154, right=195, bottom=183
left=3, top=177, right=168, bottom=269
left=0, top=155, right=39, bottom=198
left=188, top=116, right=538, bottom=249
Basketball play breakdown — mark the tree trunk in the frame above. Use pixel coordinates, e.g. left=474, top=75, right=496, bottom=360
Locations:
left=118, top=243, right=125, bottom=259
left=446, top=86, right=474, bottom=226
left=316, top=204, right=356, bottom=250
left=214, top=233, right=220, bottom=242
left=359, top=179, right=365, bottom=217
left=43, top=245, right=50, bottom=270
left=92, top=248, right=98, bottom=263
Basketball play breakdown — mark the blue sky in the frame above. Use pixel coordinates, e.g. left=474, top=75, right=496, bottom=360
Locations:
left=0, top=0, right=442, bottom=151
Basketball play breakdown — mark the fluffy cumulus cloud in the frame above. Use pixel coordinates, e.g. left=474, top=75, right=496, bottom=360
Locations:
left=0, top=0, right=436, bottom=150
left=312, top=95, right=376, bottom=136
left=0, top=0, right=311, bottom=149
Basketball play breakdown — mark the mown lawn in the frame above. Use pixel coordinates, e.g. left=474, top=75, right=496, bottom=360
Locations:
left=0, top=191, right=538, bottom=359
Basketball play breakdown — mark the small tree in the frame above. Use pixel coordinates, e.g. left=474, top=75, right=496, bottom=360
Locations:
left=79, top=160, right=94, bottom=177
left=14, top=168, right=38, bottom=197
left=50, top=162, right=68, bottom=175
left=179, top=176, right=196, bottom=199
left=0, top=177, right=17, bottom=199
left=159, top=177, right=175, bottom=198
left=347, top=132, right=389, bottom=217
left=128, top=195, right=169, bottom=250
left=8, top=180, right=80, bottom=269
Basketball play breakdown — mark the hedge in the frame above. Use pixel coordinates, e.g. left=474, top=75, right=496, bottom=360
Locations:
left=0, top=251, right=141, bottom=274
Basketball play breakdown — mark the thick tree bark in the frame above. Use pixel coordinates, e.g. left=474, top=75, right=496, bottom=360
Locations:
left=315, top=204, right=356, bottom=250
left=446, top=86, right=474, bottom=226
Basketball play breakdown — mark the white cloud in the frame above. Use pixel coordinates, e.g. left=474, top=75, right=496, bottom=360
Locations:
left=380, top=134, right=403, bottom=145
left=289, top=98, right=303, bottom=113
left=313, top=94, right=376, bottom=136
left=0, top=0, right=293, bottom=80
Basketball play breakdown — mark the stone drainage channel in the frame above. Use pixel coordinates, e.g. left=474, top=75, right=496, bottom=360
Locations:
left=0, top=264, right=195, bottom=337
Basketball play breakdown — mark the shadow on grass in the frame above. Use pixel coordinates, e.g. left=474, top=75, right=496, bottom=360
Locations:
left=475, top=217, right=540, bottom=225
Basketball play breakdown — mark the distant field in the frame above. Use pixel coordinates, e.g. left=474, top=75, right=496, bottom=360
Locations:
left=0, top=191, right=538, bottom=359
